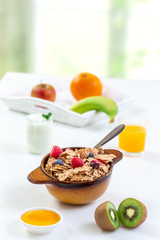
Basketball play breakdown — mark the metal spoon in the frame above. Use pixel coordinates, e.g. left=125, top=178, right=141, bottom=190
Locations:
left=94, top=124, right=125, bottom=148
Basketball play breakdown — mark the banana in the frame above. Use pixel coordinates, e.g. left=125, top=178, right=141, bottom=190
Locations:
left=70, top=96, right=118, bottom=123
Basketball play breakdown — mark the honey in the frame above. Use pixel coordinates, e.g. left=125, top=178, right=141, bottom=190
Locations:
left=21, top=209, right=61, bottom=226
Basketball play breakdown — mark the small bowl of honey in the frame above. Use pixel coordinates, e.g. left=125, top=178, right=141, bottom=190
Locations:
left=19, top=207, right=63, bottom=234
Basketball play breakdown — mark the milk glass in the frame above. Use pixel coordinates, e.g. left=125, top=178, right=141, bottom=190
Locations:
left=26, top=113, right=54, bottom=154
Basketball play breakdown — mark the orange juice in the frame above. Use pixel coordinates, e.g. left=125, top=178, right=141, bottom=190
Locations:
left=119, top=125, right=147, bottom=153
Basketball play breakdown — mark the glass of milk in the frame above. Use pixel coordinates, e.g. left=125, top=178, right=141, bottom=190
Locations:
left=26, top=113, right=54, bottom=154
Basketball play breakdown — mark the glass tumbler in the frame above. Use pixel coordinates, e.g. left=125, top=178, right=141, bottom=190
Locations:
left=26, top=113, right=54, bottom=154
left=119, top=116, right=147, bottom=156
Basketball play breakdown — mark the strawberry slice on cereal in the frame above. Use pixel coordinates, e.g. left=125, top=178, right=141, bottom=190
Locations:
left=97, top=158, right=108, bottom=166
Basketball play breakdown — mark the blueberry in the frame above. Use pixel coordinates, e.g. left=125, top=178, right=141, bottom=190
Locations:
left=54, top=159, right=63, bottom=166
left=88, top=152, right=94, bottom=158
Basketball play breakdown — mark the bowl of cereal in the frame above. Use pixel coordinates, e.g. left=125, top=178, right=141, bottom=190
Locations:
left=28, top=146, right=123, bottom=205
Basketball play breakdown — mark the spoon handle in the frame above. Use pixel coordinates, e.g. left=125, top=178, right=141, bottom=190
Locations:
left=94, top=124, right=125, bottom=148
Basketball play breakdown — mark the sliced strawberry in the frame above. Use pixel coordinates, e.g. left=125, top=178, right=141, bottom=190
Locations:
left=97, top=158, right=108, bottom=166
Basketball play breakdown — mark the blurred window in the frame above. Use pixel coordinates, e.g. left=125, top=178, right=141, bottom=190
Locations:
left=0, top=0, right=160, bottom=80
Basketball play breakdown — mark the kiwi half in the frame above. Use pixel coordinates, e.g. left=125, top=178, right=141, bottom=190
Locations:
left=118, top=198, right=147, bottom=228
left=94, top=201, right=120, bottom=231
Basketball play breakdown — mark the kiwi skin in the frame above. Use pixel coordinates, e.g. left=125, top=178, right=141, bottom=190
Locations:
left=133, top=201, right=147, bottom=228
left=118, top=198, right=147, bottom=228
left=94, top=201, right=119, bottom=231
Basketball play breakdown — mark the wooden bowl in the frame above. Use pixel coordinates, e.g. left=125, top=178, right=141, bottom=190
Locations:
left=28, top=147, right=123, bottom=205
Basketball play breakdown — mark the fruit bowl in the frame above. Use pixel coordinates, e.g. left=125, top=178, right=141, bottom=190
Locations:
left=27, top=148, right=123, bottom=205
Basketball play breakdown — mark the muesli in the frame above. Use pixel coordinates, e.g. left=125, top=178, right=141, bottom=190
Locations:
left=45, top=146, right=116, bottom=182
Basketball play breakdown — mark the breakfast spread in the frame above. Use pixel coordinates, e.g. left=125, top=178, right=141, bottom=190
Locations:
left=45, top=145, right=116, bottom=182
left=2, top=72, right=149, bottom=236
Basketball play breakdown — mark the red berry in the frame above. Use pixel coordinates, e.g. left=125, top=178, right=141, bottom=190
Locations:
left=71, top=157, right=84, bottom=169
left=97, top=158, right=108, bottom=166
left=90, top=159, right=100, bottom=169
left=50, top=146, right=63, bottom=158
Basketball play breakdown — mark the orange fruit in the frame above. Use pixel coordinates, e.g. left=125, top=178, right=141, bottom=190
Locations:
left=70, top=72, right=102, bottom=100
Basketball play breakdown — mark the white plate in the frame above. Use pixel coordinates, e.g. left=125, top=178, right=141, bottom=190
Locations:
left=0, top=72, right=134, bottom=127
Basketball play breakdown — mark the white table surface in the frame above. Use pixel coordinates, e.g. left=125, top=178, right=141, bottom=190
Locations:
left=0, top=73, right=160, bottom=240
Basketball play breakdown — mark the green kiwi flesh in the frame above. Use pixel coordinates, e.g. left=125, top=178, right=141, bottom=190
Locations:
left=94, top=201, right=120, bottom=231
left=118, top=198, right=147, bottom=228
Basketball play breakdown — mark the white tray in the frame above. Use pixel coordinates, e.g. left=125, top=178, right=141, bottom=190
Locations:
left=0, top=72, right=134, bottom=127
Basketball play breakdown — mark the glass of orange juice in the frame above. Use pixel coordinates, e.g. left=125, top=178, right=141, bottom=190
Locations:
left=119, top=116, right=147, bottom=156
